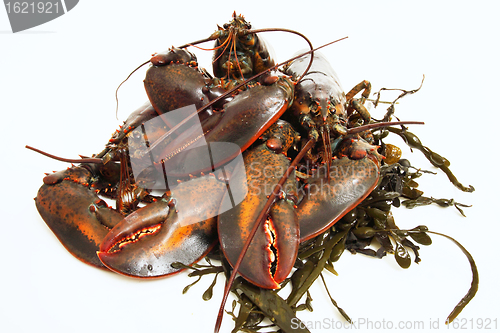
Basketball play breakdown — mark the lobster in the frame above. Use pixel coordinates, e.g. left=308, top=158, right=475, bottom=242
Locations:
left=29, top=13, right=428, bottom=331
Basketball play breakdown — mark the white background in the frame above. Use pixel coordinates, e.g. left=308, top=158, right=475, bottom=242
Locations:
left=1, top=1, right=499, bottom=332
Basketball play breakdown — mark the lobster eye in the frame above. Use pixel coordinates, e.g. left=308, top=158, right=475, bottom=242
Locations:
left=223, top=23, right=229, bottom=29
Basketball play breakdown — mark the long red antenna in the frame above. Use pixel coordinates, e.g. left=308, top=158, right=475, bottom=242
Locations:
left=144, top=37, right=347, bottom=156
left=25, top=145, right=103, bottom=164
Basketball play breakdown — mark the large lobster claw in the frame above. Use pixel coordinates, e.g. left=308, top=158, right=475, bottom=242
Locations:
left=297, top=136, right=381, bottom=241
left=158, top=81, right=294, bottom=177
left=97, top=172, right=244, bottom=277
left=218, top=121, right=300, bottom=289
left=143, top=55, right=294, bottom=177
left=35, top=165, right=124, bottom=268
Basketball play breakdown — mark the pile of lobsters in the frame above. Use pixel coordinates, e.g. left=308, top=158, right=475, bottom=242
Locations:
left=29, top=13, right=476, bottom=333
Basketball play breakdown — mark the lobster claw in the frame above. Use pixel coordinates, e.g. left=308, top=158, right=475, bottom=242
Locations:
left=159, top=80, right=294, bottom=177
left=297, top=136, right=381, bottom=241
left=143, top=58, right=294, bottom=177
left=35, top=165, right=124, bottom=268
left=97, top=172, right=243, bottom=277
left=218, top=121, right=299, bottom=289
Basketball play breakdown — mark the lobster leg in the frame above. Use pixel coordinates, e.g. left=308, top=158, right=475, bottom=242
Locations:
left=345, top=80, right=371, bottom=102
left=346, top=80, right=372, bottom=124
left=35, top=165, right=124, bottom=268
left=107, top=101, right=159, bottom=146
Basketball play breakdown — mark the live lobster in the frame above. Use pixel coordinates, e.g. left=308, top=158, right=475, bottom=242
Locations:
left=27, top=13, right=475, bottom=333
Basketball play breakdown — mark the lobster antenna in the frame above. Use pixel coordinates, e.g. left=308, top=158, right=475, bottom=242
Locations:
left=181, top=26, right=316, bottom=81
left=177, top=36, right=219, bottom=49
left=144, top=37, right=348, bottom=155
left=212, top=33, right=233, bottom=66
left=115, top=60, right=150, bottom=119
left=25, top=145, right=103, bottom=164
left=228, top=27, right=317, bottom=81
left=186, top=34, right=231, bottom=51
left=199, top=36, right=346, bottom=115
left=245, top=27, right=315, bottom=83
left=113, top=27, right=232, bottom=121
left=231, top=33, right=241, bottom=79
left=115, top=23, right=325, bottom=122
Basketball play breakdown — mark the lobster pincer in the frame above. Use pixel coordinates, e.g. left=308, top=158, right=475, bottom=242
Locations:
left=97, top=174, right=230, bottom=278
left=218, top=120, right=300, bottom=289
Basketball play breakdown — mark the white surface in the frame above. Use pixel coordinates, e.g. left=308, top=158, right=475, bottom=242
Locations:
left=1, top=1, right=498, bottom=332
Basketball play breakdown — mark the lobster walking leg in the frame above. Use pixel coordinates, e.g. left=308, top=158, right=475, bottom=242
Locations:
left=345, top=80, right=371, bottom=102
left=346, top=80, right=372, bottom=124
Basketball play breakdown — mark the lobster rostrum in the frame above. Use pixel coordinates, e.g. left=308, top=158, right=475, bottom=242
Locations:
left=29, top=12, right=427, bottom=330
